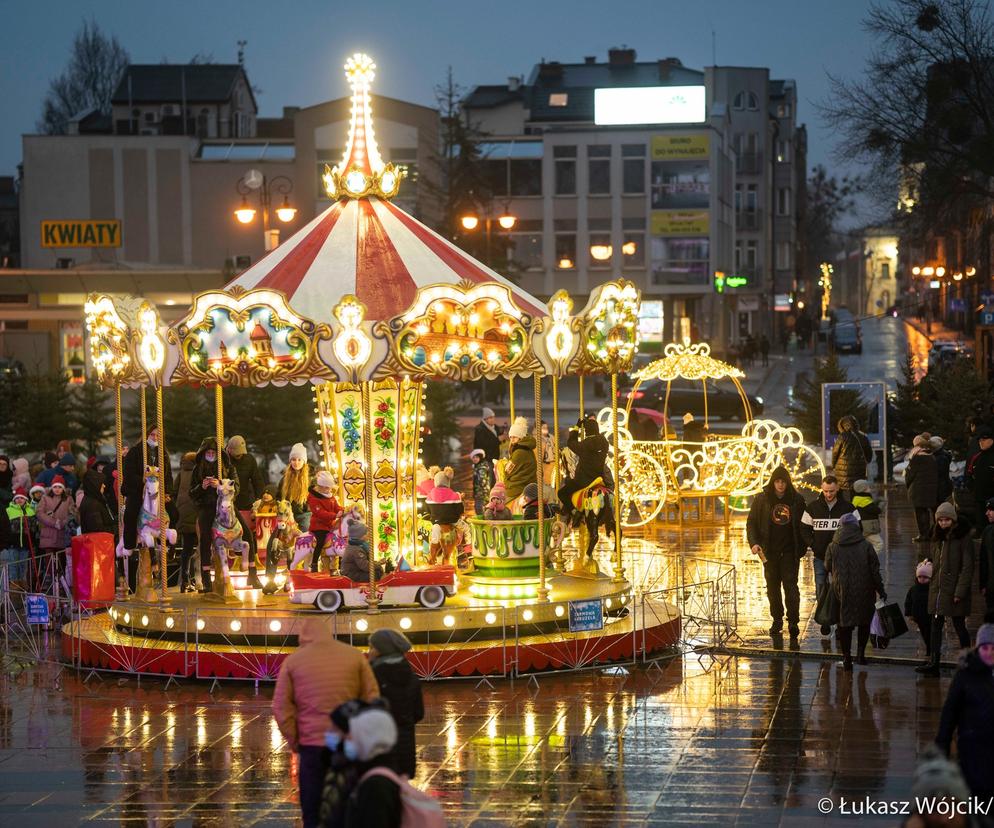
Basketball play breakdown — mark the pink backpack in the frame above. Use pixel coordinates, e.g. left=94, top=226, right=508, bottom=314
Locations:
left=359, top=766, right=446, bottom=827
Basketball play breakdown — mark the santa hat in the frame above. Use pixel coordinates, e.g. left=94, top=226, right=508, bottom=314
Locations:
left=50, top=475, right=67, bottom=489
left=12, top=487, right=27, bottom=502
left=315, top=470, right=335, bottom=489
left=288, top=443, right=307, bottom=463
left=508, top=416, right=528, bottom=439
left=29, top=484, right=45, bottom=497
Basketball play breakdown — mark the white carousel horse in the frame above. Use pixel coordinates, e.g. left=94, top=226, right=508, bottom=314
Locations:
left=116, top=466, right=177, bottom=557
left=262, top=500, right=315, bottom=593
left=212, top=479, right=248, bottom=587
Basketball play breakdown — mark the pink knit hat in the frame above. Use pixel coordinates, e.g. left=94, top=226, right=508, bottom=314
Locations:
left=916, top=560, right=933, bottom=580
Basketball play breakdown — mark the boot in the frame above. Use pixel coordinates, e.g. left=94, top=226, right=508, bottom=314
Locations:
left=200, top=567, right=212, bottom=593
left=245, top=566, right=264, bottom=590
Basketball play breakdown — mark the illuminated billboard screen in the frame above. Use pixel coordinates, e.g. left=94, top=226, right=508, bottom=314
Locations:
left=594, top=86, right=706, bottom=125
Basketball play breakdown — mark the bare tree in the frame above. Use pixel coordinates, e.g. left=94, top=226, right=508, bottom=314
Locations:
left=37, top=20, right=129, bottom=134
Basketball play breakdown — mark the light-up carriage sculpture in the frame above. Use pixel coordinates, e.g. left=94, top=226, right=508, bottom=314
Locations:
left=612, top=342, right=825, bottom=528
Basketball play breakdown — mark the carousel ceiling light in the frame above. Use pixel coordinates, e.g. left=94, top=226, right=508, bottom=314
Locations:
left=165, top=616, right=175, bottom=629
left=230, top=620, right=242, bottom=632
left=196, top=619, right=206, bottom=631
left=443, top=614, right=456, bottom=627
left=522, top=609, right=534, bottom=621
left=399, top=617, right=412, bottom=630
left=485, top=612, right=497, bottom=625
left=269, top=620, right=282, bottom=633
left=555, top=604, right=565, bottom=617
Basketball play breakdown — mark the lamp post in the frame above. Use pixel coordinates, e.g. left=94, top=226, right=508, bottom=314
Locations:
left=234, top=169, right=297, bottom=252
left=460, top=211, right=516, bottom=265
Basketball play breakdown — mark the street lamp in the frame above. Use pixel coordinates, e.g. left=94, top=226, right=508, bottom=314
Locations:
left=234, top=170, right=296, bottom=251
left=460, top=211, right=517, bottom=264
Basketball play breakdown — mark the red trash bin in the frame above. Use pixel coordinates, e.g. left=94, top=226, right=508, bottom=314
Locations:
left=71, top=532, right=116, bottom=609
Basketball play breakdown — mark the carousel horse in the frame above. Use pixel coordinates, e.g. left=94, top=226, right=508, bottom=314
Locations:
left=211, top=479, right=249, bottom=595
left=322, top=505, right=363, bottom=571
left=262, top=500, right=315, bottom=594
left=116, top=466, right=177, bottom=598
left=570, top=476, right=616, bottom=565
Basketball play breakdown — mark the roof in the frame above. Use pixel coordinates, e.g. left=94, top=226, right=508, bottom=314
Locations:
left=111, top=64, right=256, bottom=110
left=462, top=85, right=526, bottom=110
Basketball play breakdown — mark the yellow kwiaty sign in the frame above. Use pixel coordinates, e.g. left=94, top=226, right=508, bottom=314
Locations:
left=651, top=134, right=709, bottom=160
left=42, top=220, right=121, bottom=248
left=650, top=210, right=709, bottom=236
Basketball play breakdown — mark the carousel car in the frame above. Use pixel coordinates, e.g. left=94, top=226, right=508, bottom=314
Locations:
left=288, top=565, right=458, bottom=612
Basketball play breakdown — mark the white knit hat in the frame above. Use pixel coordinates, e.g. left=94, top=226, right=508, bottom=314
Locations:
left=315, top=470, right=334, bottom=489
left=508, top=416, right=528, bottom=439
left=929, top=436, right=944, bottom=450
left=348, top=708, right=397, bottom=762
left=288, top=443, right=307, bottom=463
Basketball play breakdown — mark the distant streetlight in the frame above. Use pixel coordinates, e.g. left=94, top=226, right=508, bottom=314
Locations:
left=233, top=170, right=296, bottom=251
left=460, top=211, right=517, bottom=263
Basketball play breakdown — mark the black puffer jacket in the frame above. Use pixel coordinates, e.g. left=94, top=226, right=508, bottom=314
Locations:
left=371, top=656, right=425, bottom=778
left=566, top=425, right=610, bottom=489
left=228, top=451, right=265, bottom=512
left=927, top=519, right=974, bottom=617
left=934, top=447, right=953, bottom=504
left=831, top=426, right=872, bottom=489
left=78, top=468, right=116, bottom=535
left=189, top=438, right=239, bottom=512
left=824, top=521, right=885, bottom=627
left=936, top=649, right=994, bottom=798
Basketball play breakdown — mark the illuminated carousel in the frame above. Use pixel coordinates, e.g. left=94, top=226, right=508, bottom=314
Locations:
left=66, top=54, right=680, bottom=681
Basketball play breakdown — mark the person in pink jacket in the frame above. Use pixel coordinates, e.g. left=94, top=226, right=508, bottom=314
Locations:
left=36, top=476, right=76, bottom=574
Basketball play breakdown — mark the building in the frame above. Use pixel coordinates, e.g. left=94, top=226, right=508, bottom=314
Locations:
left=860, top=227, right=900, bottom=316
left=463, top=50, right=806, bottom=347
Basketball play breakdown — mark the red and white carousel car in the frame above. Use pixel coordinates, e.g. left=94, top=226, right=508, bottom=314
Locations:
left=288, top=566, right=458, bottom=612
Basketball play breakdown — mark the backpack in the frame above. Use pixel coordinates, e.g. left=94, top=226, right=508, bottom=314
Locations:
left=358, top=766, right=446, bottom=827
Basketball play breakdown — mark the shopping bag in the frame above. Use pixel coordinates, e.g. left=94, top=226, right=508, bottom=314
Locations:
left=813, top=578, right=839, bottom=627
left=869, top=611, right=890, bottom=649
left=875, top=601, right=909, bottom=639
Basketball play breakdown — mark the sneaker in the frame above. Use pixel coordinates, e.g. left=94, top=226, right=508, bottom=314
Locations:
left=820, top=624, right=832, bottom=636
left=769, top=620, right=783, bottom=635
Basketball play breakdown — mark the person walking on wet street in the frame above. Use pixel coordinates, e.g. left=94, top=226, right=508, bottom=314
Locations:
left=367, top=628, right=424, bottom=778
left=746, top=466, right=806, bottom=644
left=917, top=502, right=975, bottom=677
left=801, top=475, right=859, bottom=635
left=980, top=497, right=994, bottom=617
left=966, top=427, right=994, bottom=533
left=906, top=433, right=938, bottom=542
left=831, top=415, right=872, bottom=498
left=825, top=512, right=886, bottom=670
left=935, top=622, right=994, bottom=799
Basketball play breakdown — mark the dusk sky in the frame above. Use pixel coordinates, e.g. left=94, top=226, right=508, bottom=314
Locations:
left=3, top=0, right=877, bottom=213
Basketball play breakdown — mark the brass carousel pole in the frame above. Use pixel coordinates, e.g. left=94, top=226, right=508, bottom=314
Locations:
left=115, top=383, right=126, bottom=597
left=214, top=385, right=224, bottom=478
left=156, top=386, right=168, bottom=603
left=551, top=376, right=560, bottom=487
left=578, top=375, right=585, bottom=419
left=534, top=374, right=549, bottom=601
left=361, top=382, right=380, bottom=613
left=508, top=376, right=515, bottom=422
left=611, top=372, right=625, bottom=583
left=140, top=388, right=148, bottom=468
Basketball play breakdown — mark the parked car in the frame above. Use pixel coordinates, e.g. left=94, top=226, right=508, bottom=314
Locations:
left=831, top=319, right=862, bottom=354
left=927, top=341, right=973, bottom=371
left=621, top=378, right=764, bottom=420
left=288, top=565, right=458, bottom=612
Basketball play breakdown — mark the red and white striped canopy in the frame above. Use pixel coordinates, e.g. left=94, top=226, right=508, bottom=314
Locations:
left=226, top=197, right=547, bottom=322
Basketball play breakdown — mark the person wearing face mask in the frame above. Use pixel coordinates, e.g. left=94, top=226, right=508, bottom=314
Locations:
left=278, top=443, right=312, bottom=531
left=121, top=425, right=172, bottom=566
left=341, top=708, right=402, bottom=828
left=189, top=437, right=239, bottom=593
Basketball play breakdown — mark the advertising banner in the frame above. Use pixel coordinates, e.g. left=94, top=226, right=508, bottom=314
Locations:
left=651, top=134, right=710, bottom=159
left=42, top=220, right=121, bottom=248
left=650, top=210, right=709, bottom=236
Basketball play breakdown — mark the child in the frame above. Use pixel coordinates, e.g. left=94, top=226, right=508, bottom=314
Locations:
left=306, top=470, right=342, bottom=572
left=905, top=559, right=933, bottom=661
left=521, top=482, right=558, bottom=520
left=470, top=449, right=495, bottom=515
left=4, top=487, right=35, bottom=588
left=851, top=479, right=883, bottom=553
left=483, top=482, right=513, bottom=520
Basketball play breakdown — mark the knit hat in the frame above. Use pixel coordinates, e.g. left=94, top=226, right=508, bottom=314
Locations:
left=976, top=623, right=994, bottom=647
left=929, top=436, right=944, bottom=450
left=482, top=407, right=495, bottom=420
left=59, top=453, right=77, bottom=467
left=935, top=501, right=957, bottom=521
left=226, top=435, right=247, bottom=457
left=315, top=470, right=334, bottom=489
left=469, top=448, right=485, bottom=461
left=523, top=482, right=539, bottom=502
left=11, top=487, right=27, bottom=503
left=369, top=628, right=412, bottom=656
left=288, top=443, right=307, bottom=462
left=916, top=560, right=933, bottom=580
left=853, top=479, right=870, bottom=493
left=50, top=475, right=66, bottom=490
left=347, top=708, right=397, bottom=762
left=42, top=451, right=58, bottom=468
left=29, top=484, right=45, bottom=497
left=93, top=455, right=112, bottom=469
left=839, top=512, right=859, bottom=525
left=13, top=458, right=28, bottom=474
left=508, top=416, right=528, bottom=439
left=489, top=482, right=506, bottom=502
left=912, top=432, right=932, bottom=447
left=683, top=412, right=694, bottom=425
left=911, top=745, right=971, bottom=801
left=348, top=520, right=367, bottom=542
left=433, top=467, right=453, bottom=488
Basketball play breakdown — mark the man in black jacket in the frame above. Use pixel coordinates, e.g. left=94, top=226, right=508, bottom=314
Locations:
left=967, top=430, right=994, bottom=532
left=121, top=425, right=172, bottom=554
left=746, top=466, right=807, bottom=642
left=800, top=475, right=859, bottom=635
left=979, top=497, right=994, bottom=615
left=189, top=437, right=239, bottom=592
left=473, top=408, right=502, bottom=463
left=557, top=416, right=610, bottom=523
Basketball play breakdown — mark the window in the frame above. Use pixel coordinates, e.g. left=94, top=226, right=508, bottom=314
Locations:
left=734, top=184, right=743, bottom=213
left=650, top=237, right=710, bottom=285
left=776, top=241, right=792, bottom=270
left=555, top=234, right=576, bottom=269
left=549, top=93, right=568, bottom=107
left=746, top=240, right=757, bottom=267
left=734, top=242, right=742, bottom=270
left=881, top=262, right=890, bottom=280
left=777, top=103, right=791, bottom=118
left=733, top=92, right=744, bottom=110
left=746, top=184, right=757, bottom=213
left=588, top=145, right=611, bottom=195
left=555, top=145, right=577, bottom=195
left=747, top=92, right=759, bottom=110
left=777, top=187, right=790, bottom=216
left=622, top=232, right=645, bottom=266
left=622, top=143, right=645, bottom=194
left=776, top=139, right=789, bottom=163
left=510, top=232, right=543, bottom=269
left=478, top=141, right=544, bottom=197
left=588, top=232, right=613, bottom=268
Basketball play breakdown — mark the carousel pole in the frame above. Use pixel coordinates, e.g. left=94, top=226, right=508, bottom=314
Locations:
left=214, top=385, right=224, bottom=478
left=508, top=376, right=515, bottom=422
left=534, top=374, right=549, bottom=602
left=156, top=386, right=168, bottom=603
left=610, top=372, right=625, bottom=583
left=578, top=375, right=585, bottom=419
left=115, top=383, right=126, bottom=596
left=551, top=376, right=560, bottom=487
left=361, top=382, right=380, bottom=613
left=140, top=388, right=148, bottom=468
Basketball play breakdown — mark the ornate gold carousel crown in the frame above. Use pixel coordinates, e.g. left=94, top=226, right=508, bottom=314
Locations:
left=322, top=53, right=405, bottom=200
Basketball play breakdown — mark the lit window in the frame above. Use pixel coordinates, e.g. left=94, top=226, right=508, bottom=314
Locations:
left=549, top=93, right=568, bottom=107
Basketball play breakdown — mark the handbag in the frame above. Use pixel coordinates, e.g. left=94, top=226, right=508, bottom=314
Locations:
left=814, top=577, right=839, bottom=627
left=874, top=601, right=909, bottom=639
left=869, top=611, right=889, bottom=649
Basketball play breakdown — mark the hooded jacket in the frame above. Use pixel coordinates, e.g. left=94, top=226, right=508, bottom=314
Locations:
left=227, top=439, right=266, bottom=512
left=503, top=434, right=537, bottom=501
left=370, top=655, right=424, bottom=778
left=473, top=419, right=501, bottom=463
left=5, top=499, right=36, bottom=548
left=566, top=423, right=611, bottom=490
left=831, top=421, right=872, bottom=488
left=927, top=519, right=975, bottom=617
left=800, top=494, right=859, bottom=560
left=745, top=467, right=806, bottom=557
left=936, top=649, right=994, bottom=798
left=78, top=468, right=116, bottom=535
left=171, top=452, right=199, bottom=533
left=271, top=618, right=379, bottom=749
left=36, top=488, right=75, bottom=549
left=306, top=486, right=342, bottom=533
left=851, top=493, right=882, bottom=535
left=906, top=450, right=938, bottom=509
left=824, top=520, right=885, bottom=627
left=121, top=437, right=172, bottom=501
left=189, top=438, right=239, bottom=511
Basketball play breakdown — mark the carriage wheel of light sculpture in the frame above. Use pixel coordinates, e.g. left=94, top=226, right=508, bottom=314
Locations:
left=594, top=407, right=666, bottom=528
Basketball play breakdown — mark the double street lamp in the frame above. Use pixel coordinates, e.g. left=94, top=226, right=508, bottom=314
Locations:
left=460, top=211, right=516, bottom=264
left=234, top=170, right=297, bottom=252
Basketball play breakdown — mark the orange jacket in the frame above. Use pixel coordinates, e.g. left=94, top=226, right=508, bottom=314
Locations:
left=272, top=618, right=380, bottom=748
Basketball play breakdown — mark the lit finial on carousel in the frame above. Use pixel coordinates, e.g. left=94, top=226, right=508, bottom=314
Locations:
left=322, top=53, right=404, bottom=200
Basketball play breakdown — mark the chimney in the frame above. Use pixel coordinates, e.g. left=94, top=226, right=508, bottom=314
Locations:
left=584, top=55, right=596, bottom=65
left=658, top=57, right=683, bottom=81
left=538, top=61, right=564, bottom=81
left=282, top=106, right=300, bottom=118
left=608, top=47, right=636, bottom=67
left=508, top=76, right=521, bottom=92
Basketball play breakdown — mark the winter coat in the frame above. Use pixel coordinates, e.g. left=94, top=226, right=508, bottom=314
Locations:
left=121, top=439, right=171, bottom=501
left=271, top=618, right=379, bottom=749
left=503, top=435, right=537, bottom=501
left=306, top=487, right=341, bottom=533
left=371, top=654, right=425, bottom=778
left=935, top=649, right=994, bottom=798
left=967, top=446, right=994, bottom=511
left=229, top=451, right=266, bottom=512
left=171, top=455, right=198, bottom=534
left=5, top=501, right=35, bottom=549
left=473, top=421, right=501, bottom=463
left=566, top=428, right=610, bottom=490
left=831, top=430, right=872, bottom=489
left=800, top=494, right=859, bottom=560
left=934, top=448, right=954, bottom=504
left=905, top=581, right=931, bottom=623
left=927, top=520, right=975, bottom=617
left=342, top=540, right=382, bottom=582
left=980, top=522, right=994, bottom=598
left=905, top=451, right=938, bottom=509
left=344, top=760, right=402, bottom=828
left=78, top=469, right=116, bottom=536
left=189, top=438, right=239, bottom=512
left=36, top=490, right=75, bottom=549
left=851, top=493, right=882, bottom=535
left=824, top=521, right=885, bottom=627
left=472, top=460, right=496, bottom=506
left=745, top=475, right=806, bottom=557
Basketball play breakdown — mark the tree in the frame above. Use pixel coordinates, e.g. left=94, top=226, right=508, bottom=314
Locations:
left=38, top=20, right=129, bottom=135
left=915, top=360, right=990, bottom=456
left=891, top=352, right=926, bottom=448
left=5, top=372, right=75, bottom=457
left=71, top=376, right=115, bottom=457
left=788, top=354, right=852, bottom=443
left=223, top=385, right=315, bottom=464
left=124, top=386, right=215, bottom=455
left=421, top=380, right=461, bottom=467
left=804, top=165, right=863, bottom=274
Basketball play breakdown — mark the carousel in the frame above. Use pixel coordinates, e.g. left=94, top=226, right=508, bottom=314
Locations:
left=66, top=54, right=680, bottom=681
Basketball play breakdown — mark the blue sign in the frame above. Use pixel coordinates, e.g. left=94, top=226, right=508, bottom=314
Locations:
left=568, top=598, right=604, bottom=633
left=950, top=298, right=966, bottom=312
left=980, top=310, right=994, bottom=327
left=821, top=382, right=888, bottom=452
left=25, top=594, right=49, bottom=625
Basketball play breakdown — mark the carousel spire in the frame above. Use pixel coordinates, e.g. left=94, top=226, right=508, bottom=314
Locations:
left=322, top=53, right=404, bottom=201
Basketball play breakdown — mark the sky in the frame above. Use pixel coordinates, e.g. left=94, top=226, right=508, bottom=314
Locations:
left=2, top=0, right=878, bottom=211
